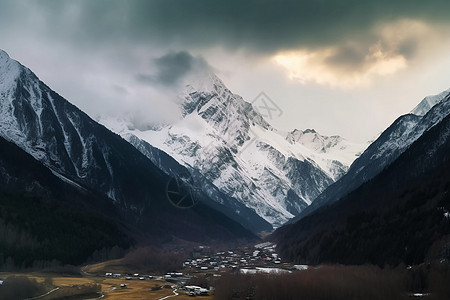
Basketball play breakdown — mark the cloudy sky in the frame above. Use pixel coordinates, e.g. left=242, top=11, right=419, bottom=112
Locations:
left=1, top=0, right=450, bottom=142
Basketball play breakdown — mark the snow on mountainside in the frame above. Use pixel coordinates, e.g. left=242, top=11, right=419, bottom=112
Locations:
left=284, top=128, right=364, bottom=180
left=99, top=69, right=367, bottom=228
left=0, top=50, right=21, bottom=91
left=0, top=49, right=142, bottom=204
left=411, top=88, right=450, bottom=116
left=294, top=87, right=450, bottom=221
left=0, top=49, right=172, bottom=213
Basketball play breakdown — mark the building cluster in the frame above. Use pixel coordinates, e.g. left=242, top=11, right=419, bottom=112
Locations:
left=100, top=242, right=307, bottom=295
left=182, top=242, right=285, bottom=272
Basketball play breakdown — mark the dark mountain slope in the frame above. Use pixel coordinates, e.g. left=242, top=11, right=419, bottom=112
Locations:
left=274, top=113, right=450, bottom=266
left=0, top=130, right=255, bottom=268
left=0, top=136, right=132, bottom=267
left=292, top=91, right=450, bottom=223
left=292, top=114, right=421, bottom=221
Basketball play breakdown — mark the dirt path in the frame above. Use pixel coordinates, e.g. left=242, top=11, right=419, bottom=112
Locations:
left=157, top=285, right=179, bottom=300
left=24, top=287, right=60, bottom=300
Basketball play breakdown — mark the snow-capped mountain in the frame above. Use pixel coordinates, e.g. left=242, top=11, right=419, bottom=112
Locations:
left=0, top=49, right=152, bottom=208
left=294, top=88, right=450, bottom=221
left=0, top=49, right=256, bottom=241
left=100, top=69, right=366, bottom=228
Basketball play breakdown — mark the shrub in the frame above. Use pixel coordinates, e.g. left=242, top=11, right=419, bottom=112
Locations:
left=0, top=276, right=45, bottom=300
left=123, top=246, right=187, bottom=273
left=214, top=265, right=406, bottom=300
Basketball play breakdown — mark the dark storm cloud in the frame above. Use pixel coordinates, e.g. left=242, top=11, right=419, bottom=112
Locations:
left=324, top=45, right=369, bottom=71
left=1, top=0, right=449, bottom=90
left=14, top=0, right=449, bottom=55
left=137, top=52, right=202, bottom=86
left=396, top=39, right=420, bottom=59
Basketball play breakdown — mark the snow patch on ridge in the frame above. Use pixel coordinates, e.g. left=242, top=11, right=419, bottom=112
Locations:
left=411, top=88, right=450, bottom=116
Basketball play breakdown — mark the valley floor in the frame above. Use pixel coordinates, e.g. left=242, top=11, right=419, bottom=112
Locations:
left=1, top=241, right=449, bottom=300
left=0, top=271, right=213, bottom=299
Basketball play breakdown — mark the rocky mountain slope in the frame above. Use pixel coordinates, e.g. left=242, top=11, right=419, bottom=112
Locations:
left=0, top=135, right=132, bottom=267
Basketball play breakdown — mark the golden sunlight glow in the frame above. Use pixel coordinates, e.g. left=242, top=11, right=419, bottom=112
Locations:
left=273, top=46, right=407, bottom=89
left=273, top=19, right=441, bottom=89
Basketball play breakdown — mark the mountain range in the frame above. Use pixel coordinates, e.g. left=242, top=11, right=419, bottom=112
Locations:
left=99, top=69, right=366, bottom=230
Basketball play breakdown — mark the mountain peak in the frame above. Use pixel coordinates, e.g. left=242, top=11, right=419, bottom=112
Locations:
left=0, top=49, right=10, bottom=60
left=0, top=49, right=21, bottom=90
left=183, top=69, right=226, bottom=95
left=411, top=88, right=450, bottom=116
left=286, top=128, right=342, bottom=147
left=178, top=68, right=272, bottom=134
left=303, top=128, right=317, bottom=134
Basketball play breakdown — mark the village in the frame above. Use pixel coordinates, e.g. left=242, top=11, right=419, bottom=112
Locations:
left=181, top=241, right=305, bottom=274
left=99, top=242, right=308, bottom=297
